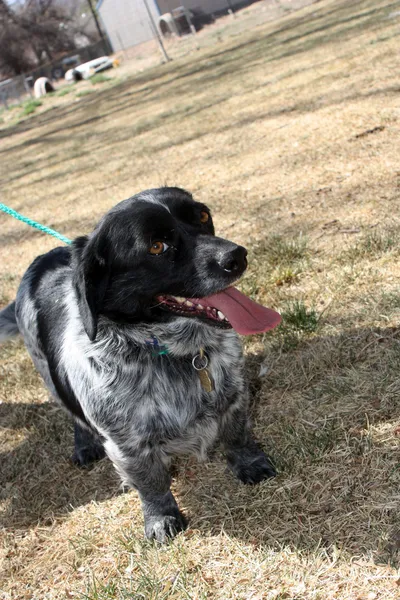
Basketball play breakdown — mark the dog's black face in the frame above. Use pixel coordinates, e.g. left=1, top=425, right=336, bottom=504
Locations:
left=73, top=187, right=248, bottom=340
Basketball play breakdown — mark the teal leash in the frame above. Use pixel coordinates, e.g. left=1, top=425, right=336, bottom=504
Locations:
left=0, top=202, right=172, bottom=354
left=0, top=203, right=72, bottom=245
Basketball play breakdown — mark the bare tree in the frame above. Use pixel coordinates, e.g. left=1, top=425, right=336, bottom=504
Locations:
left=0, top=0, right=35, bottom=75
left=0, top=0, right=100, bottom=77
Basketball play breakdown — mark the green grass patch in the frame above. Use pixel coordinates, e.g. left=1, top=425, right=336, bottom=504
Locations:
left=56, top=87, right=72, bottom=97
left=20, top=99, right=42, bottom=116
left=90, top=73, right=111, bottom=85
left=270, top=300, right=320, bottom=352
left=340, top=230, right=400, bottom=263
left=281, top=300, right=319, bottom=333
left=270, top=265, right=302, bottom=287
left=252, top=234, right=309, bottom=287
left=240, top=235, right=309, bottom=297
left=255, top=234, right=309, bottom=266
left=83, top=578, right=118, bottom=600
left=76, top=89, right=95, bottom=98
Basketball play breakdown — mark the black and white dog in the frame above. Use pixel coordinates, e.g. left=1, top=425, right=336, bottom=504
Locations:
left=0, top=187, right=281, bottom=542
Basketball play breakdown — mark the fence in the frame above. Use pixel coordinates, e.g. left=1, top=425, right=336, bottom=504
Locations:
left=0, top=77, right=33, bottom=110
left=98, top=0, right=247, bottom=53
left=0, top=0, right=318, bottom=111
left=0, top=38, right=113, bottom=110
left=101, top=0, right=318, bottom=59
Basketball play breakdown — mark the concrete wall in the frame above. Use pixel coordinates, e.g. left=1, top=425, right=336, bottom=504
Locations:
left=98, top=0, right=160, bottom=52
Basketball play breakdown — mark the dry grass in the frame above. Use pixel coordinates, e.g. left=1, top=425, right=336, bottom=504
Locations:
left=2, top=0, right=400, bottom=597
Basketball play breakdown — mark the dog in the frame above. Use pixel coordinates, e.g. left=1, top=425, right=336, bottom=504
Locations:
left=0, top=187, right=281, bottom=542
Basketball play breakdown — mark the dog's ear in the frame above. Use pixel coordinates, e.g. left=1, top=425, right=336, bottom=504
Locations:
left=72, top=234, right=110, bottom=342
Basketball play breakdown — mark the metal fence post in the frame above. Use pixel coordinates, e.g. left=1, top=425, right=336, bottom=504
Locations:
left=142, top=0, right=171, bottom=62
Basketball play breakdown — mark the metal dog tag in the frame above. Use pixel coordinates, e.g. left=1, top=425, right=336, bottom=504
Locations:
left=197, top=368, right=214, bottom=393
left=192, top=349, right=214, bottom=392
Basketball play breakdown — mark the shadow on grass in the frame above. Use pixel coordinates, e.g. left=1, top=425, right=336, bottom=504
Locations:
left=2, top=324, right=400, bottom=563
left=179, top=325, right=400, bottom=562
left=0, top=399, right=120, bottom=531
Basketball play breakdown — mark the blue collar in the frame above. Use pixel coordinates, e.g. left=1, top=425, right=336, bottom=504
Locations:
left=144, top=335, right=169, bottom=356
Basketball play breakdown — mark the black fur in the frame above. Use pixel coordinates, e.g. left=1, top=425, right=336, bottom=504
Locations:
left=0, top=187, right=276, bottom=542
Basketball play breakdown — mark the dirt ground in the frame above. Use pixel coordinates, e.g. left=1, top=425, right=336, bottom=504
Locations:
left=2, top=0, right=400, bottom=598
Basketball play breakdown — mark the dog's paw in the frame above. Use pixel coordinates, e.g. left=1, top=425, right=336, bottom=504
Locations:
left=71, top=445, right=106, bottom=468
left=227, top=446, right=276, bottom=484
left=145, top=512, right=187, bottom=543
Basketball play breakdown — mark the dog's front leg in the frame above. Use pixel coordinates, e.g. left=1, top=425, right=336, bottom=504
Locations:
left=105, top=441, right=187, bottom=542
left=221, top=408, right=277, bottom=484
left=71, top=421, right=106, bottom=467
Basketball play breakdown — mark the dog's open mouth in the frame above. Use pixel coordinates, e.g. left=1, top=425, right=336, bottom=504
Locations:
left=157, top=287, right=282, bottom=335
left=157, top=294, right=231, bottom=328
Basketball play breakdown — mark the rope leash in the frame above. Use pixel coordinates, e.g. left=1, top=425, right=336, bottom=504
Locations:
left=0, top=203, right=219, bottom=384
left=0, top=203, right=72, bottom=245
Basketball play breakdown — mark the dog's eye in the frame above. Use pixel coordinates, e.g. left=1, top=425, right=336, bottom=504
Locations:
left=149, top=241, right=170, bottom=255
left=200, top=211, right=209, bottom=224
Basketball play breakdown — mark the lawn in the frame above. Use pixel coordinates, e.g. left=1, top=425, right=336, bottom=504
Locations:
left=1, top=0, right=400, bottom=598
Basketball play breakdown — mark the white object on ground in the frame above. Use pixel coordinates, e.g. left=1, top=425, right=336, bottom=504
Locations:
left=64, top=56, right=114, bottom=81
left=34, top=77, right=55, bottom=98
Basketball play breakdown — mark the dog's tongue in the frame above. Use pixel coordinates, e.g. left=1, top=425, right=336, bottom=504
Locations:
left=202, top=287, right=281, bottom=335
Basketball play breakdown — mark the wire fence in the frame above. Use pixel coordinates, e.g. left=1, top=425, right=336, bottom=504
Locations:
left=0, top=39, right=113, bottom=110
left=0, top=0, right=317, bottom=111
left=103, top=0, right=319, bottom=62
left=0, top=77, right=32, bottom=110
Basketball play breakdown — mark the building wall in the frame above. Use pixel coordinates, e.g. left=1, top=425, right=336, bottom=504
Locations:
left=156, top=0, right=258, bottom=17
left=98, top=0, right=160, bottom=52
left=98, top=0, right=259, bottom=52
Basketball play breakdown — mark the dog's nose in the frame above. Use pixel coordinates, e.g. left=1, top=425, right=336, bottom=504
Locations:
left=217, top=246, right=248, bottom=273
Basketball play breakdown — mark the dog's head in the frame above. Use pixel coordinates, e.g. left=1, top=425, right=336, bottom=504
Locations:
left=72, top=187, right=252, bottom=341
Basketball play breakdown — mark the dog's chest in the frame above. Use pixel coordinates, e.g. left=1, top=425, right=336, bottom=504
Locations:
left=92, top=334, right=246, bottom=454
left=114, top=345, right=243, bottom=415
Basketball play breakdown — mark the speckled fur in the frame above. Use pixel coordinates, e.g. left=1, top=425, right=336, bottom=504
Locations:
left=0, top=187, right=276, bottom=541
